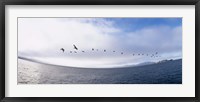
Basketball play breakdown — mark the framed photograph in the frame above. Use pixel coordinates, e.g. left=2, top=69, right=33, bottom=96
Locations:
left=1, top=0, right=199, bottom=102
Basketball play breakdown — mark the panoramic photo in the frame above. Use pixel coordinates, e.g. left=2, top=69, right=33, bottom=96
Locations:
left=18, top=18, right=182, bottom=84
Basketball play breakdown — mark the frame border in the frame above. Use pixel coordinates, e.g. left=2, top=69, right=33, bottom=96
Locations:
left=0, top=0, right=199, bottom=102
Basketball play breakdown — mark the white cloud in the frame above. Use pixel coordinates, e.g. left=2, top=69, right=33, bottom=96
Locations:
left=18, top=18, right=182, bottom=68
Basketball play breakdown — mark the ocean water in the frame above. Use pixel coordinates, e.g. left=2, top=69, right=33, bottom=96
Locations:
left=18, top=59, right=182, bottom=84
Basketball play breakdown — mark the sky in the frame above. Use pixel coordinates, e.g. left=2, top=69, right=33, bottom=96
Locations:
left=18, top=18, right=182, bottom=68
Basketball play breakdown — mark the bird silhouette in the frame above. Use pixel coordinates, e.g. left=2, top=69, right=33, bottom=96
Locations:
left=82, top=51, right=85, bottom=52
left=60, top=48, right=65, bottom=52
left=73, top=44, right=78, bottom=50
left=92, top=48, right=94, bottom=51
left=113, top=51, right=115, bottom=52
left=121, top=52, right=123, bottom=54
left=104, top=50, right=106, bottom=52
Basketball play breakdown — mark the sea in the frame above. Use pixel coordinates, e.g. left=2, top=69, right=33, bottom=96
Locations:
left=18, top=58, right=182, bottom=84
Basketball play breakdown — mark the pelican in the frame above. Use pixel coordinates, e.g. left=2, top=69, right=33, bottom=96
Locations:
left=60, top=48, right=65, bottom=52
left=73, top=44, right=78, bottom=50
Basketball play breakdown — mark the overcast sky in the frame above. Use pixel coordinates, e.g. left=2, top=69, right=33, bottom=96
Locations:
left=18, top=18, right=182, bottom=68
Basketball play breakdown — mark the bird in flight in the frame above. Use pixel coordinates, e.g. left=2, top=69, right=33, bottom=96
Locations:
left=73, top=44, right=78, bottom=50
left=60, top=48, right=65, bottom=52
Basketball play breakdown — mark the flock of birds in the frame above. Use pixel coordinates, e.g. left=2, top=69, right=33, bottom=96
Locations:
left=60, top=44, right=161, bottom=58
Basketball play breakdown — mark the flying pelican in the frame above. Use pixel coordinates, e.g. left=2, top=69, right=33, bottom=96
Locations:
left=73, top=44, right=78, bottom=50
left=60, top=48, right=65, bottom=52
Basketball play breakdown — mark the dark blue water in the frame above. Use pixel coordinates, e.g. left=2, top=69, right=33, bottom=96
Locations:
left=18, top=59, right=182, bottom=84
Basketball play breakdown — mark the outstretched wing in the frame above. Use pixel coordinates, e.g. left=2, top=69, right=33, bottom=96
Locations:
left=73, top=44, right=78, bottom=50
left=60, top=48, right=65, bottom=52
